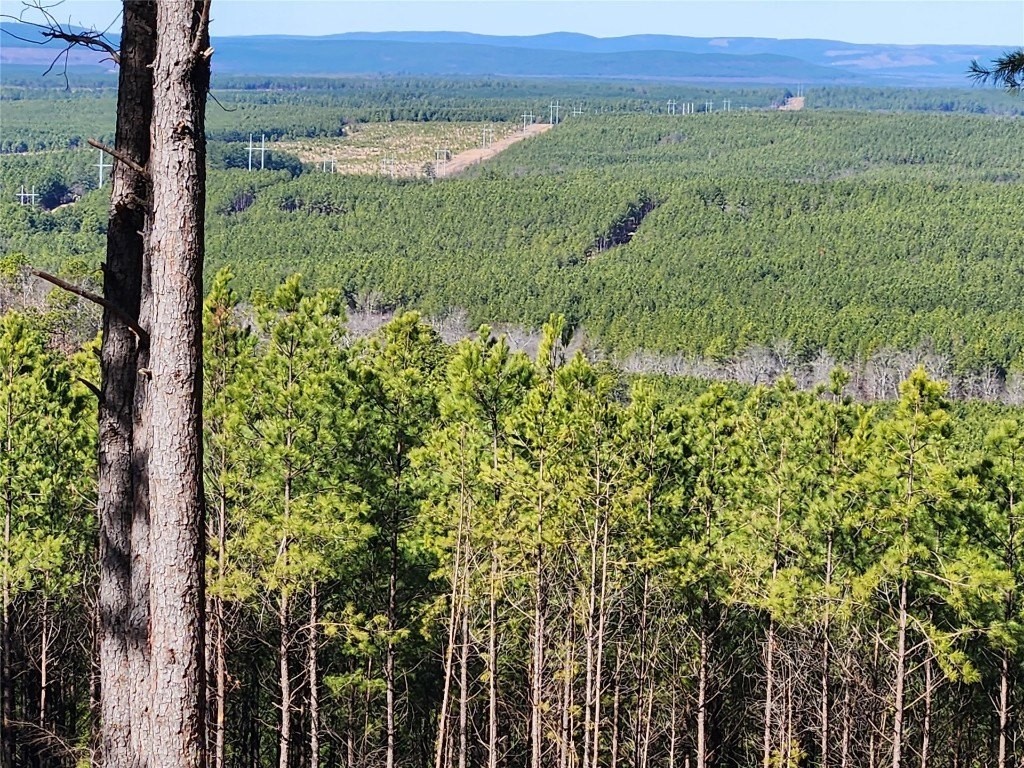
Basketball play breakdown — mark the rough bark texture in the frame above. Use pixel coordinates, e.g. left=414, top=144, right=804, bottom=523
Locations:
left=97, top=4, right=155, bottom=766
left=144, top=3, right=210, bottom=767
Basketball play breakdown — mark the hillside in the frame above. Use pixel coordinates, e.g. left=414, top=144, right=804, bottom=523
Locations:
left=0, top=22, right=1009, bottom=85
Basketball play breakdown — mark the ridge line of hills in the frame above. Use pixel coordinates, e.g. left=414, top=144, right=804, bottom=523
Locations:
left=1, top=22, right=1011, bottom=86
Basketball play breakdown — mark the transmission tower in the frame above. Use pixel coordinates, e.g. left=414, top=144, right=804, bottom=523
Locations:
left=96, top=149, right=111, bottom=187
left=17, top=185, right=38, bottom=206
left=435, top=148, right=450, bottom=177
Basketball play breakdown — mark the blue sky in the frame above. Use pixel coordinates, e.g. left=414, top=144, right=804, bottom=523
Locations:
left=25, top=1, right=1024, bottom=46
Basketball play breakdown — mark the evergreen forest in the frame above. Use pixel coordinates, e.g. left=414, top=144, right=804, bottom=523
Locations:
left=1, top=71, right=1023, bottom=768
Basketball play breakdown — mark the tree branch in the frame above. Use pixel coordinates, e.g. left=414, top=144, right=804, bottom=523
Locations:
left=87, top=138, right=149, bottom=179
left=30, top=269, right=148, bottom=345
left=968, top=50, right=1024, bottom=92
left=191, top=0, right=213, bottom=57
left=77, top=376, right=102, bottom=402
left=1, top=1, right=122, bottom=88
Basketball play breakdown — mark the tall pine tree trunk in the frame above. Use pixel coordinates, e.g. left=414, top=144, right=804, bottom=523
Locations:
left=919, top=656, right=932, bottom=768
left=591, top=520, right=610, bottom=768
left=696, top=619, right=709, bottom=768
left=309, top=583, right=320, bottom=768
left=762, top=619, right=776, bottom=768
left=1, top=399, right=12, bottom=768
left=891, top=577, right=909, bottom=768
left=997, top=649, right=1010, bottom=768
left=279, top=586, right=291, bottom=768
left=530, top=456, right=546, bottom=768
left=488, top=542, right=500, bottom=768
left=97, top=4, right=155, bottom=766
left=213, top=484, right=228, bottom=768
left=145, top=3, right=210, bottom=766
left=458, top=580, right=470, bottom=768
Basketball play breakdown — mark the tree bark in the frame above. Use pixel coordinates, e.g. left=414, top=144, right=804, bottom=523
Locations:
left=919, top=655, right=932, bottom=768
left=997, top=649, right=1010, bottom=768
left=530, top=455, right=547, bottom=768
left=309, top=583, right=320, bottom=768
left=1, top=391, right=12, bottom=768
left=762, top=619, right=776, bottom=768
left=213, top=480, right=228, bottom=768
left=696, top=620, right=709, bottom=768
left=821, top=535, right=833, bottom=768
left=97, top=4, right=155, bottom=766
left=279, top=587, right=291, bottom=768
left=891, top=577, right=909, bottom=768
left=145, top=4, right=210, bottom=767
left=488, top=541, right=500, bottom=768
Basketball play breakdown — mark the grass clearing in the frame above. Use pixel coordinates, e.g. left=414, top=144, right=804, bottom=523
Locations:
left=276, top=121, right=520, bottom=177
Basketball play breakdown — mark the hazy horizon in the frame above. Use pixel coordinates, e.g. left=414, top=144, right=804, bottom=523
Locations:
left=11, top=0, right=1024, bottom=47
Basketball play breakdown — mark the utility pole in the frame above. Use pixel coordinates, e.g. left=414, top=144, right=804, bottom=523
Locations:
left=667, top=99, right=677, bottom=115
left=248, top=133, right=253, bottom=172
left=705, top=101, right=713, bottom=113
left=722, top=99, right=731, bottom=112
left=435, top=148, right=450, bottom=178
left=260, top=134, right=266, bottom=170
left=96, top=148, right=111, bottom=188
left=16, top=185, right=38, bottom=206
left=522, top=112, right=534, bottom=132
left=482, top=126, right=495, bottom=149
left=549, top=100, right=560, bottom=125
left=573, top=104, right=585, bottom=117
left=322, top=158, right=336, bottom=173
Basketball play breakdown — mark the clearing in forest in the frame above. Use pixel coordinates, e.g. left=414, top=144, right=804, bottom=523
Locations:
left=276, top=121, right=550, bottom=177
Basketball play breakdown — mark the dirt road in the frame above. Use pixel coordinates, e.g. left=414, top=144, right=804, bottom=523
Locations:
left=440, top=122, right=553, bottom=177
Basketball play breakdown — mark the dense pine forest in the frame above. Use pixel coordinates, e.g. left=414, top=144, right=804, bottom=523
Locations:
left=5, top=91, right=1024, bottom=385
left=3, top=280, right=1023, bottom=767
left=2, top=68, right=1024, bottom=768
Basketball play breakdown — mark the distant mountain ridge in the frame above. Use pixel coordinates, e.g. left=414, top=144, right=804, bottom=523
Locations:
left=0, top=22, right=1007, bottom=86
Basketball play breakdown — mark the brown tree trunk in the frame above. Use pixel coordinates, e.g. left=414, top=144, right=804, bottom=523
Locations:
left=1, top=397, right=12, bottom=768
left=488, top=542, right=500, bottom=768
left=213, top=484, right=228, bottom=768
left=997, top=649, right=1010, bottom=768
left=559, top=627, right=573, bottom=768
left=145, top=5, right=211, bottom=767
left=591, top=520, right=610, bottom=768
left=891, top=577, right=908, bottom=768
left=821, top=535, right=833, bottom=768
left=39, top=593, right=50, bottom=730
left=458, top=579, right=470, bottom=768
left=530, top=457, right=546, bottom=768
left=97, top=3, right=155, bottom=766
left=279, top=587, right=291, bottom=768
left=309, top=583, right=320, bottom=768
left=762, top=619, right=776, bottom=768
left=919, top=656, right=932, bottom=768
left=696, top=621, right=709, bottom=768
